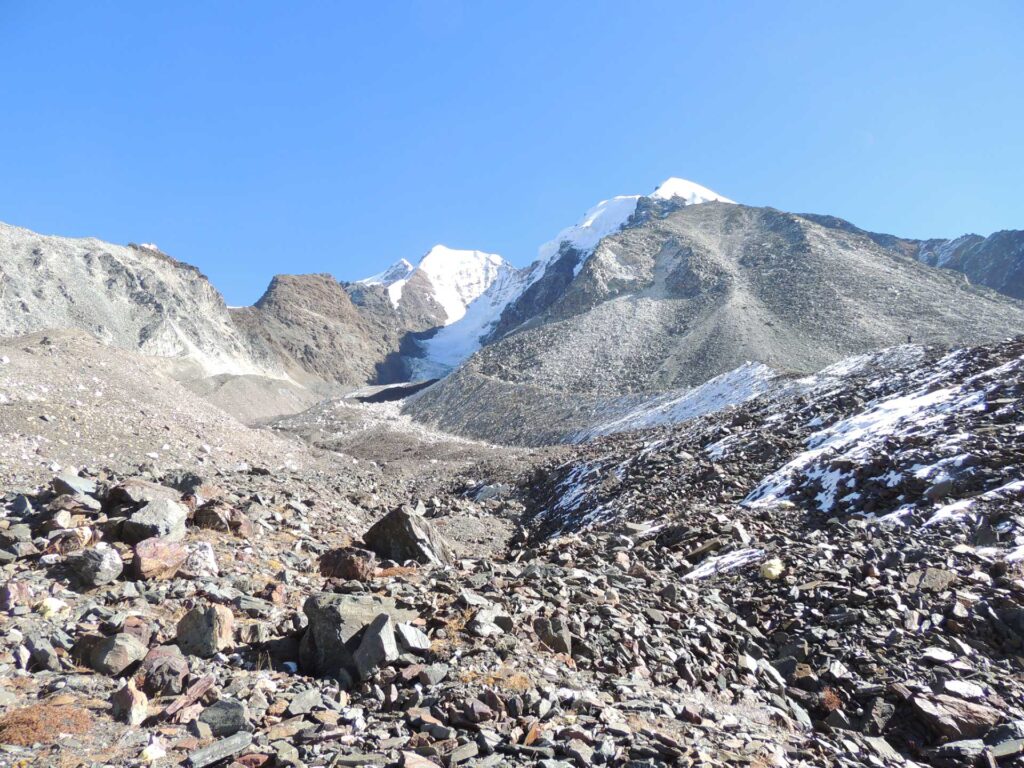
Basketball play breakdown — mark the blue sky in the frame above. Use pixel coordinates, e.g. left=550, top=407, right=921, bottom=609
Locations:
left=1, top=2, right=1021, bottom=305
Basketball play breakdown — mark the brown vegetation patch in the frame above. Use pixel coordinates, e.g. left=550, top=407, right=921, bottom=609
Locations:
left=0, top=703, right=93, bottom=746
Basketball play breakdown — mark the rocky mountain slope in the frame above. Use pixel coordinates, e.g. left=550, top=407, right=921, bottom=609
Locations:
left=406, top=201, right=1024, bottom=444
left=0, top=222, right=277, bottom=379
left=801, top=214, right=1024, bottom=301
left=230, top=273, right=409, bottom=389
left=408, top=179, right=735, bottom=377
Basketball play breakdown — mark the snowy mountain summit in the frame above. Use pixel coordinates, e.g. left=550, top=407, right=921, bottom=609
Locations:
left=358, top=246, right=513, bottom=325
left=411, top=177, right=734, bottom=378
left=538, top=177, right=733, bottom=266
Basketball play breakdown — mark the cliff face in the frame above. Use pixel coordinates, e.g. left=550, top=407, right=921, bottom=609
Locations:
left=0, top=221, right=277, bottom=377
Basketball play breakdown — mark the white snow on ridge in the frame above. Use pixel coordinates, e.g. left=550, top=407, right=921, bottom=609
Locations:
left=359, top=258, right=415, bottom=287
left=537, top=194, right=643, bottom=272
left=537, top=177, right=734, bottom=276
left=415, top=245, right=511, bottom=325
left=574, top=361, right=778, bottom=441
left=651, top=178, right=735, bottom=205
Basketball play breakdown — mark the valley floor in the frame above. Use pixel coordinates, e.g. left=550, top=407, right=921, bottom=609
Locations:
left=0, top=333, right=1023, bottom=768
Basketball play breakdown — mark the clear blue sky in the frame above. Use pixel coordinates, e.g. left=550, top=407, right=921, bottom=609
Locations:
left=1, top=2, right=1021, bottom=305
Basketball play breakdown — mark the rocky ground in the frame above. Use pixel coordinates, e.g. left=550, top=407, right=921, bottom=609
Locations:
left=1, top=336, right=1023, bottom=767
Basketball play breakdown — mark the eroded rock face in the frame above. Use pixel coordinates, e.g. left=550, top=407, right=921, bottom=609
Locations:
left=362, top=507, right=455, bottom=567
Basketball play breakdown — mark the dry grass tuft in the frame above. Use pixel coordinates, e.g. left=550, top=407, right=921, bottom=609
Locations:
left=0, top=703, right=93, bottom=746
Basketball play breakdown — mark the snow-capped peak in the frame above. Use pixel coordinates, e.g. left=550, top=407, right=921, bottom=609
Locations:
left=358, top=258, right=415, bottom=287
left=651, top=177, right=734, bottom=205
left=415, top=245, right=511, bottom=324
left=536, top=177, right=734, bottom=271
left=357, top=247, right=511, bottom=322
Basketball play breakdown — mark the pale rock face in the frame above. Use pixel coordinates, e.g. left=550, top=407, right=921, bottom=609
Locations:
left=0, top=221, right=279, bottom=378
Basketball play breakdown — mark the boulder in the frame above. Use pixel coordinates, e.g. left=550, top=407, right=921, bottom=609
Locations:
left=67, top=546, right=123, bottom=586
left=90, top=632, right=148, bottom=676
left=300, top=593, right=417, bottom=679
left=121, top=499, right=188, bottom=544
left=177, top=604, right=234, bottom=658
left=362, top=507, right=455, bottom=567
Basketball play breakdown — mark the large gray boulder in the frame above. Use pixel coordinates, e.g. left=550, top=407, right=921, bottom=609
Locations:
left=362, top=507, right=455, bottom=567
left=299, top=593, right=417, bottom=680
left=121, top=499, right=188, bottom=544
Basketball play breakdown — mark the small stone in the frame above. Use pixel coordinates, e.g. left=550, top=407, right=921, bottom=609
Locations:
left=417, top=663, right=449, bottom=686
left=180, top=542, right=219, bottom=579
left=111, top=679, right=149, bottom=725
left=395, top=622, right=431, bottom=653
left=760, top=558, right=785, bottom=580
left=287, top=688, right=323, bottom=715
left=908, top=567, right=957, bottom=593
left=534, top=616, right=572, bottom=655
left=185, top=732, right=253, bottom=768
left=198, top=697, right=249, bottom=737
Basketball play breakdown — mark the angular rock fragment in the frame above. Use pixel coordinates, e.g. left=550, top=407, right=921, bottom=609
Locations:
left=198, top=697, right=249, bottom=737
left=300, top=592, right=417, bottom=678
left=121, top=499, right=188, bottom=544
left=132, top=537, right=187, bottom=580
left=91, top=632, right=148, bottom=676
left=177, top=604, right=234, bottom=657
left=353, top=613, right=399, bottom=679
left=319, top=546, right=377, bottom=581
left=137, top=645, right=190, bottom=696
left=67, top=546, right=123, bottom=586
left=111, top=679, right=148, bottom=725
left=362, top=507, right=455, bottom=566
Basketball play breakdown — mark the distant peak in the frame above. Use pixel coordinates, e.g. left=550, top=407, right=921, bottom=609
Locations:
left=420, top=244, right=506, bottom=267
left=357, top=258, right=416, bottom=287
left=650, top=178, right=735, bottom=205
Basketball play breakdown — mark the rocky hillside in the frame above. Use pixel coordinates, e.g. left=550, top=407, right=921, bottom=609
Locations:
left=406, top=202, right=1024, bottom=444
left=1, top=336, right=1023, bottom=768
left=0, top=222, right=277, bottom=379
left=230, top=273, right=409, bottom=388
left=801, top=214, right=1024, bottom=301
